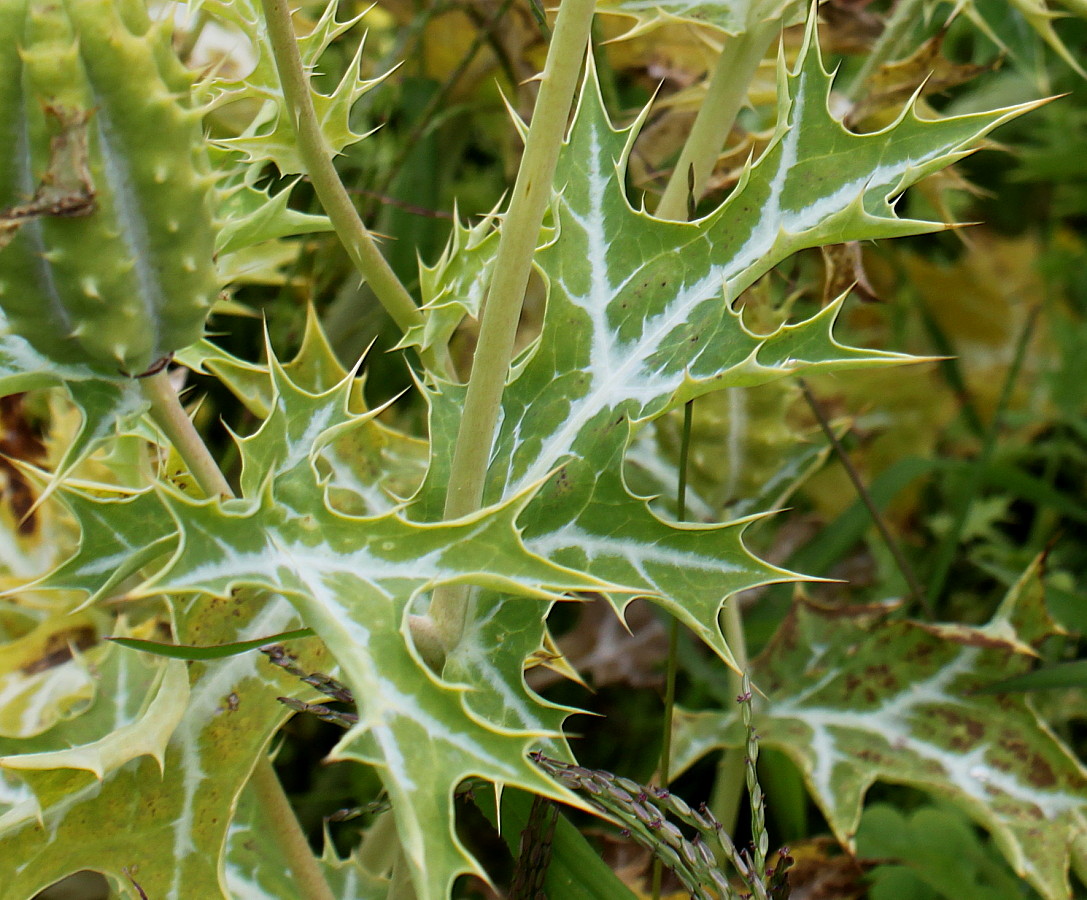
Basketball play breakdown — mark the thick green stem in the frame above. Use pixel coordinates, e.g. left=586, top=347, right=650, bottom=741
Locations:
left=139, top=372, right=336, bottom=900
left=251, top=757, right=337, bottom=900
left=655, top=22, right=778, bottom=221
left=259, top=0, right=452, bottom=379
left=140, top=371, right=232, bottom=499
left=844, top=0, right=926, bottom=102
left=428, top=0, right=597, bottom=651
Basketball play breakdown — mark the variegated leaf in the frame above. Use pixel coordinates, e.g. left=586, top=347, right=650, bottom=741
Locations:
left=418, top=17, right=1035, bottom=669
left=0, top=327, right=147, bottom=498
left=0, top=626, right=187, bottom=793
left=128, top=349, right=609, bottom=898
left=180, top=315, right=428, bottom=515
left=195, top=0, right=385, bottom=175
left=0, top=610, right=102, bottom=740
left=672, top=564, right=1087, bottom=900
left=0, top=590, right=330, bottom=900
left=594, top=0, right=805, bottom=39
left=400, top=206, right=505, bottom=356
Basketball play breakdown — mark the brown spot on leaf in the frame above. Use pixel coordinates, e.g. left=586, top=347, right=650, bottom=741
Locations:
left=928, top=706, right=985, bottom=750
left=0, top=395, right=47, bottom=533
left=997, top=736, right=1057, bottom=788
left=903, top=640, right=936, bottom=664
left=21, top=625, right=97, bottom=674
left=862, top=662, right=898, bottom=692
left=842, top=672, right=879, bottom=704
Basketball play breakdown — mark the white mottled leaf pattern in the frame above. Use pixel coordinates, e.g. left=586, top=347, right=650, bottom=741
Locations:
left=131, top=354, right=608, bottom=899
left=595, top=0, right=804, bottom=37
left=0, top=591, right=331, bottom=900
left=418, top=18, right=1035, bottom=667
left=672, top=565, right=1087, bottom=900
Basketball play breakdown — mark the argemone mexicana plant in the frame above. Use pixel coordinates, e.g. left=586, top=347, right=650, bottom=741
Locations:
left=0, top=0, right=1083, bottom=898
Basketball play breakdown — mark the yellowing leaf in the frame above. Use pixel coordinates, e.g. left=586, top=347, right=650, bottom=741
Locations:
left=0, top=612, right=98, bottom=739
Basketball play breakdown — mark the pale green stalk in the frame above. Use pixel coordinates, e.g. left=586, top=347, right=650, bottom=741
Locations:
left=655, top=21, right=778, bottom=221
left=429, top=0, right=598, bottom=651
left=139, top=371, right=336, bottom=900
left=251, top=756, right=338, bottom=900
left=259, top=0, right=452, bottom=379
left=140, top=372, right=232, bottom=499
left=844, top=0, right=926, bottom=102
left=176, top=7, right=210, bottom=64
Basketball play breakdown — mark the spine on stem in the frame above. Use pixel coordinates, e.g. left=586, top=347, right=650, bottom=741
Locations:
left=429, top=0, right=599, bottom=652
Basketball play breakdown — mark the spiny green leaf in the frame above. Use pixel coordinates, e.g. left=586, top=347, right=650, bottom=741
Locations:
left=401, top=205, right=511, bottom=356
left=214, top=175, right=333, bottom=258
left=176, top=339, right=273, bottom=419
left=595, top=0, right=804, bottom=39
left=672, top=563, right=1087, bottom=900
left=0, top=328, right=147, bottom=505
left=0, top=633, right=187, bottom=787
left=198, top=0, right=385, bottom=175
left=29, top=485, right=175, bottom=605
left=496, top=26, right=1033, bottom=501
left=0, top=593, right=331, bottom=900
left=960, top=0, right=1086, bottom=80
left=179, top=313, right=428, bottom=513
left=129, top=348, right=613, bottom=898
left=419, top=16, right=1037, bottom=675
left=443, top=591, right=577, bottom=744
